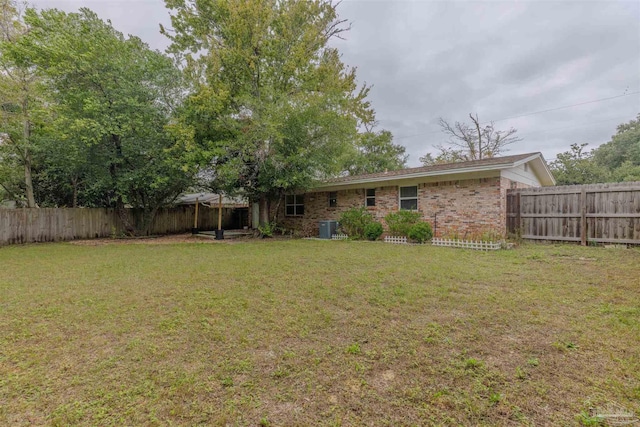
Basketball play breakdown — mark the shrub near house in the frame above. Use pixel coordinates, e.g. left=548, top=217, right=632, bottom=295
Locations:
left=338, top=207, right=384, bottom=241
left=271, top=153, right=556, bottom=238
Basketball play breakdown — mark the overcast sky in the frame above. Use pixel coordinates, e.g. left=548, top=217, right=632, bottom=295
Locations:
left=29, top=0, right=640, bottom=166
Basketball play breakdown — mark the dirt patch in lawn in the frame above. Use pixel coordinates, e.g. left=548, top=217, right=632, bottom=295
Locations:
left=69, top=233, right=247, bottom=245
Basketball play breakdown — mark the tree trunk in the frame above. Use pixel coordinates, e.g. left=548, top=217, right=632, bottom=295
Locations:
left=271, top=192, right=283, bottom=224
left=470, top=113, right=482, bottom=160
left=141, top=206, right=160, bottom=236
left=71, top=176, right=79, bottom=208
left=259, top=196, right=269, bottom=226
left=22, top=116, right=36, bottom=208
left=109, top=133, right=136, bottom=235
left=116, top=200, right=136, bottom=236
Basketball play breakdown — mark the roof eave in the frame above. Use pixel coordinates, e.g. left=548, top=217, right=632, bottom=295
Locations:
left=513, top=154, right=556, bottom=186
left=316, top=162, right=517, bottom=188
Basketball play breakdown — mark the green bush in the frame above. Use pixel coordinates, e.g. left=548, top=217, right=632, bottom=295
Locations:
left=408, top=222, right=433, bottom=243
left=364, top=221, right=384, bottom=241
left=338, top=207, right=373, bottom=239
left=258, top=222, right=277, bottom=238
left=384, top=210, right=422, bottom=236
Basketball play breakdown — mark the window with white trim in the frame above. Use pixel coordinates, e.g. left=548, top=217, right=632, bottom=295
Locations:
left=399, top=185, right=418, bottom=210
left=285, top=195, right=304, bottom=216
left=366, top=188, right=376, bottom=207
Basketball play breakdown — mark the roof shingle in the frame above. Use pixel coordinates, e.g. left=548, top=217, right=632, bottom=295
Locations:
left=324, top=152, right=541, bottom=184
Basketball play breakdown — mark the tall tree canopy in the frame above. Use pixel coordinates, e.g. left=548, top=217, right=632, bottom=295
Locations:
left=0, top=0, right=44, bottom=207
left=10, top=8, right=191, bottom=232
left=420, top=114, right=521, bottom=166
left=549, top=143, right=610, bottom=185
left=163, top=0, right=378, bottom=224
left=345, top=130, right=407, bottom=175
left=551, top=115, right=640, bottom=185
left=593, top=114, right=640, bottom=182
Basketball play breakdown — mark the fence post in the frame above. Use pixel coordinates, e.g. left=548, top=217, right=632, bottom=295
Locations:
left=515, top=192, right=522, bottom=236
left=580, top=188, right=587, bottom=246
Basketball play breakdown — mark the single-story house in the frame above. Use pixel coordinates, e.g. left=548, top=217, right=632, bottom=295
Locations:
left=271, top=152, right=555, bottom=238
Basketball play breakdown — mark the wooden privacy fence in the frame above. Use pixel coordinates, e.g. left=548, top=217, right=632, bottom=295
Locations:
left=507, top=182, right=640, bottom=245
left=0, top=206, right=236, bottom=246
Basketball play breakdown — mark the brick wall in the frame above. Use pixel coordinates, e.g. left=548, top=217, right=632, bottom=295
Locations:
left=272, top=176, right=515, bottom=238
left=420, top=177, right=504, bottom=238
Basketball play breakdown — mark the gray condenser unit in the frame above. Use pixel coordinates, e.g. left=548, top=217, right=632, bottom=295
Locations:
left=318, top=220, right=338, bottom=239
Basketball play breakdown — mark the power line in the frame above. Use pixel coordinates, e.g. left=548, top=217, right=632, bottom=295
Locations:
left=485, top=90, right=640, bottom=124
left=514, top=115, right=631, bottom=140
left=393, top=90, right=640, bottom=141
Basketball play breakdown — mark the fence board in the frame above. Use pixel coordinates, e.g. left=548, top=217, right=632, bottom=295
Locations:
left=0, top=206, right=237, bottom=246
left=508, top=182, right=640, bottom=245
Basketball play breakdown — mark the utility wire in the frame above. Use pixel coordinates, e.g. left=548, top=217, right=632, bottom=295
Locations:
left=484, top=91, right=640, bottom=124
left=394, top=90, right=640, bottom=141
left=513, top=115, right=631, bottom=140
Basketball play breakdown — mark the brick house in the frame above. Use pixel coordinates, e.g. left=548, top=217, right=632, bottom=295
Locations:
left=270, top=153, right=555, bottom=238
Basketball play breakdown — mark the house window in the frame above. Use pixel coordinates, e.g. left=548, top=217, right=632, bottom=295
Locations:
left=366, top=188, right=376, bottom=207
left=399, top=185, right=418, bottom=210
left=328, top=192, right=337, bottom=208
left=285, top=195, right=304, bottom=216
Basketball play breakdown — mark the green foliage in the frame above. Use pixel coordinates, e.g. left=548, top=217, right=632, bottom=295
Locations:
left=163, top=0, right=380, bottom=220
left=464, top=358, right=482, bottom=370
left=551, top=115, right=640, bottom=185
left=258, top=222, right=278, bottom=238
left=488, top=393, right=502, bottom=406
left=346, top=343, right=361, bottom=355
left=13, top=8, right=191, bottom=231
left=338, top=207, right=373, bottom=239
left=407, top=221, right=433, bottom=243
left=363, top=221, right=384, bottom=241
left=594, top=114, right=640, bottom=182
left=0, top=0, right=47, bottom=207
left=384, top=210, right=421, bottom=237
left=345, top=130, right=407, bottom=175
left=550, top=143, right=609, bottom=185
left=576, top=411, right=604, bottom=426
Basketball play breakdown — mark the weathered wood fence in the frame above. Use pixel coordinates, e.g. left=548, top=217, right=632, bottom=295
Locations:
left=507, top=182, right=640, bottom=245
left=0, top=206, right=236, bottom=246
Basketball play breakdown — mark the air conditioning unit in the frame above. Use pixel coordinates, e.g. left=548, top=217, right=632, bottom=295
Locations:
left=318, top=220, right=338, bottom=239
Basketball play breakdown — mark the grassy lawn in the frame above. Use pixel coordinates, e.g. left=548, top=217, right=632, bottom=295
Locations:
left=1, top=239, right=639, bottom=426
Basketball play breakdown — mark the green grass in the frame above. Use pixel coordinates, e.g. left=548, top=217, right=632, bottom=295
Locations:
left=1, top=239, right=639, bottom=426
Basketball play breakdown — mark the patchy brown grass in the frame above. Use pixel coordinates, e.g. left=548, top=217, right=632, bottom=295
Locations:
left=1, top=240, right=638, bottom=426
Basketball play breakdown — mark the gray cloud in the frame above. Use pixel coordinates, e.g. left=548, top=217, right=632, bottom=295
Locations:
left=30, top=0, right=640, bottom=166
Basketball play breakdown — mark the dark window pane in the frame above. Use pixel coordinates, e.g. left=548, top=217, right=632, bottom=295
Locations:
left=286, top=206, right=295, bottom=216
left=400, top=198, right=418, bottom=210
left=400, top=186, right=417, bottom=198
left=366, top=197, right=375, bottom=207
left=297, top=205, right=305, bottom=216
left=328, top=191, right=337, bottom=207
left=297, top=194, right=304, bottom=204
left=366, top=188, right=375, bottom=197
left=286, top=195, right=295, bottom=205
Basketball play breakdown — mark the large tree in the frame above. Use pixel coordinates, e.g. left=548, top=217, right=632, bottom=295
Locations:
left=13, top=8, right=191, bottom=232
left=593, top=114, right=640, bottom=182
left=163, top=0, right=375, bottom=224
left=421, top=114, right=521, bottom=165
left=0, top=0, right=44, bottom=207
left=550, top=115, right=640, bottom=185
left=345, top=130, right=407, bottom=175
left=550, top=143, right=610, bottom=185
